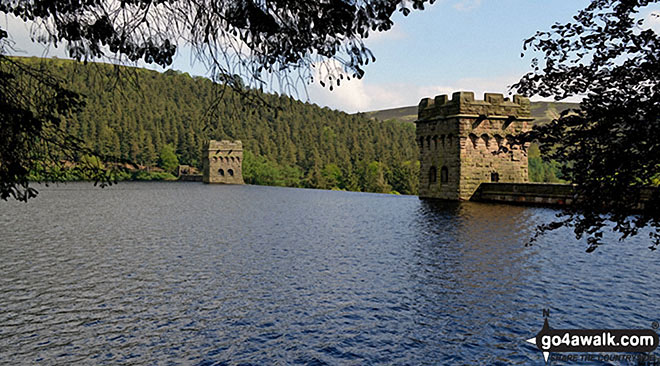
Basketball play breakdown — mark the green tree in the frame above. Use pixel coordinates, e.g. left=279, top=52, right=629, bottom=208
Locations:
left=389, top=160, right=420, bottom=195
left=2, top=57, right=419, bottom=195
left=514, top=0, right=660, bottom=251
left=527, top=143, right=561, bottom=183
left=341, top=167, right=361, bottom=192
left=1, top=0, right=435, bottom=201
left=363, top=161, right=391, bottom=194
left=321, top=163, right=343, bottom=190
left=158, top=144, right=179, bottom=174
left=0, top=56, right=121, bottom=201
left=243, top=150, right=302, bottom=187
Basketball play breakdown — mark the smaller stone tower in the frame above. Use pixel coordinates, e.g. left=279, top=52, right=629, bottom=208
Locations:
left=416, top=91, right=532, bottom=200
left=203, top=140, right=244, bottom=184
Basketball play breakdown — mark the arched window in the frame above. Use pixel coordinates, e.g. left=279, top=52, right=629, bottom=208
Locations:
left=429, top=166, right=437, bottom=184
left=468, top=133, right=479, bottom=149
left=491, top=172, right=500, bottom=182
left=432, top=135, right=438, bottom=149
left=228, top=169, right=234, bottom=177
left=441, top=166, right=449, bottom=183
left=218, top=169, right=225, bottom=176
left=494, top=134, right=504, bottom=149
left=481, top=134, right=491, bottom=149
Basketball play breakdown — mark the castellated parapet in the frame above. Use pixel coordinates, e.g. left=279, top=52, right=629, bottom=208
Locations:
left=416, top=91, right=532, bottom=200
left=203, top=140, right=245, bottom=184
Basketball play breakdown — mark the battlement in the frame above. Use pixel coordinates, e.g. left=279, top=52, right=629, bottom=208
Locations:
left=207, top=140, right=243, bottom=151
left=417, top=91, right=531, bottom=121
left=415, top=90, right=531, bottom=200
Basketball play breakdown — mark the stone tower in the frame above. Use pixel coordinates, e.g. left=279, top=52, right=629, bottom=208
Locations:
left=203, top=140, right=245, bottom=184
left=415, top=91, right=532, bottom=200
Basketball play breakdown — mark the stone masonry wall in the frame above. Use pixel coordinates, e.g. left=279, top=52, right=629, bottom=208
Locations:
left=472, top=183, right=574, bottom=205
left=417, top=119, right=460, bottom=199
left=203, top=140, right=245, bottom=184
left=416, top=91, right=532, bottom=200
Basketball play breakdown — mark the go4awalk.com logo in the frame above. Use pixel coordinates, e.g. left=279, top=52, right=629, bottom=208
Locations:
left=527, top=310, right=659, bottom=363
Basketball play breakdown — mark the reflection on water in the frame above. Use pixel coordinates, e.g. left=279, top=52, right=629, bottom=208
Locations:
left=410, top=201, right=536, bottom=364
left=0, top=182, right=658, bottom=365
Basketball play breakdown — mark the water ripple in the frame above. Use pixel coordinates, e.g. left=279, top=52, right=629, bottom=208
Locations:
left=1, top=182, right=658, bottom=365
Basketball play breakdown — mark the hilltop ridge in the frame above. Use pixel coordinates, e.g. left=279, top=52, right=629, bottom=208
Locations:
left=361, top=100, right=579, bottom=125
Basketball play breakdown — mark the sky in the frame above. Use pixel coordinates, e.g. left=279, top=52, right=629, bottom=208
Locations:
left=4, top=0, right=660, bottom=113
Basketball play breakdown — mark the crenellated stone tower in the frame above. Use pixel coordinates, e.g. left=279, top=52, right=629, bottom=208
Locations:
left=203, top=140, right=245, bottom=184
left=415, top=91, right=532, bottom=200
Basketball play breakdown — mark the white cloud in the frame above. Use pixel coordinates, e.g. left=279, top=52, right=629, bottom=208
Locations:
left=307, top=73, right=516, bottom=113
left=2, top=14, right=67, bottom=57
left=306, top=72, right=582, bottom=113
left=453, top=0, right=482, bottom=12
left=307, top=76, right=371, bottom=113
left=646, top=11, right=660, bottom=34
left=364, top=24, right=408, bottom=44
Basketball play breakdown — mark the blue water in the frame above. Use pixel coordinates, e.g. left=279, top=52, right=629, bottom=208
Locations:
left=1, top=182, right=658, bottom=365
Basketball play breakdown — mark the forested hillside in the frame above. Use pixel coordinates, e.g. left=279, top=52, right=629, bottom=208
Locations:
left=21, top=57, right=419, bottom=194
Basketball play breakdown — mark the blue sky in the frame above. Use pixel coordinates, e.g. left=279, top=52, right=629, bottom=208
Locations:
left=4, top=0, right=660, bottom=113
left=309, top=0, right=659, bottom=112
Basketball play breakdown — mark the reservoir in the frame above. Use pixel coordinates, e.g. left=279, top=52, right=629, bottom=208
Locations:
left=1, top=182, right=658, bottom=364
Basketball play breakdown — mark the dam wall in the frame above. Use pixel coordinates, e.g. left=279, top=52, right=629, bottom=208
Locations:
left=471, top=183, right=658, bottom=207
left=471, top=183, right=575, bottom=205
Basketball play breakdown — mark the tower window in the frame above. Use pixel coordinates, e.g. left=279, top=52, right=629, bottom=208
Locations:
left=469, top=133, right=479, bottom=149
left=228, top=169, right=234, bottom=177
left=481, top=134, right=491, bottom=149
left=491, top=172, right=500, bottom=182
left=441, top=166, right=449, bottom=183
left=429, top=166, right=437, bottom=184
left=218, top=169, right=225, bottom=176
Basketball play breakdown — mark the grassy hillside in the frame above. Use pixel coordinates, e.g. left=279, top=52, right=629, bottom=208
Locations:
left=362, top=106, right=418, bottom=123
left=363, top=101, right=579, bottom=124
left=529, top=101, right=580, bottom=125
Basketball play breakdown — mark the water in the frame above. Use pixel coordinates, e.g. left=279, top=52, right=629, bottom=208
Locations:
left=1, top=182, right=658, bottom=365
